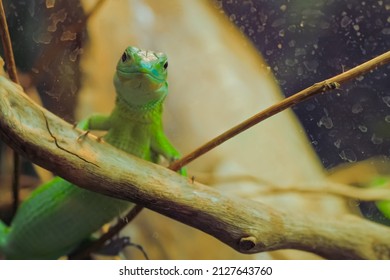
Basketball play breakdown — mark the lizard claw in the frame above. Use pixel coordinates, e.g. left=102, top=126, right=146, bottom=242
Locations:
left=97, top=236, right=149, bottom=260
left=77, top=131, right=90, bottom=142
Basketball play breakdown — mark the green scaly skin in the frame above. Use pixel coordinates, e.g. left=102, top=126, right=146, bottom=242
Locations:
left=0, top=46, right=182, bottom=259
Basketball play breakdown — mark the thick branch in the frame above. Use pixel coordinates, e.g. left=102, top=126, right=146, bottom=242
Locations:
left=0, top=76, right=390, bottom=259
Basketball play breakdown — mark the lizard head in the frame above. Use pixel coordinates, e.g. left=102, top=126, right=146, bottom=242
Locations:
left=114, top=46, right=168, bottom=108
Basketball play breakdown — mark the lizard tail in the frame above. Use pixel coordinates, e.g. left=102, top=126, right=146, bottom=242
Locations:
left=0, top=220, right=8, bottom=257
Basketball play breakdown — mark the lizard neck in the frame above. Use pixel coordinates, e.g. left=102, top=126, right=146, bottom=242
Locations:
left=102, top=96, right=164, bottom=158
left=110, top=95, right=163, bottom=123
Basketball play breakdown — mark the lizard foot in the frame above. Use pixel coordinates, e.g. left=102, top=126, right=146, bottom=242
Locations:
left=77, top=131, right=90, bottom=142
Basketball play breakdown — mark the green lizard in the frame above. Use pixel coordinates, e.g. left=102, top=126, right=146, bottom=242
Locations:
left=0, top=46, right=183, bottom=259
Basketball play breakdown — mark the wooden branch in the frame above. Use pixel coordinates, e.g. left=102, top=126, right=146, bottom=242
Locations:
left=0, top=76, right=390, bottom=259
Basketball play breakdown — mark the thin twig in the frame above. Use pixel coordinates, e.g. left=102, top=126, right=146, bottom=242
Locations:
left=0, top=1, right=19, bottom=84
left=169, top=50, right=390, bottom=171
left=0, top=0, right=21, bottom=217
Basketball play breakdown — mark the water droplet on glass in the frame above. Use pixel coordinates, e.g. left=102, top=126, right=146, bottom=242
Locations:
left=356, top=75, right=364, bottom=81
left=28, top=0, right=35, bottom=17
left=46, top=0, right=55, bottom=8
left=334, top=139, right=341, bottom=148
left=306, top=103, right=315, bottom=111
left=317, top=116, right=333, bottom=129
left=213, top=0, right=222, bottom=9
left=382, top=28, right=390, bottom=35
left=303, top=60, right=319, bottom=72
left=294, top=48, right=306, bottom=56
left=48, top=9, right=67, bottom=32
left=288, top=40, right=296, bottom=47
left=358, top=125, right=367, bottom=132
left=259, top=13, right=268, bottom=24
left=69, top=47, right=83, bottom=62
left=351, top=103, right=363, bottom=114
left=382, top=96, right=390, bottom=107
left=70, top=82, right=77, bottom=95
left=371, top=134, right=383, bottom=144
left=257, top=25, right=265, bottom=33
left=229, top=14, right=236, bottom=22
left=287, top=25, right=297, bottom=32
left=297, top=66, right=303, bottom=76
left=339, top=149, right=357, bottom=163
left=32, top=32, right=52, bottom=44
left=285, top=58, right=296, bottom=66
left=272, top=18, right=286, bottom=28
left=341, top=15, right=352, bottom=28
left=320, top=21, right=330, bottom=29
left=60, top=30, right=76, bottom=41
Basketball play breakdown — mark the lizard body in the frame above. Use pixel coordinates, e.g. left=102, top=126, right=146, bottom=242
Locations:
left=0, top=46, right=181, bottom=259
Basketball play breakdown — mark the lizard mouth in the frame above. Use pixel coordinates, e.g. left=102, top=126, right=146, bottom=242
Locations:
left=116, top=68, right=165, bottom=83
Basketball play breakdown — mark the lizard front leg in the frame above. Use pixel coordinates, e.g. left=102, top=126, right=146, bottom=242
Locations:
left=76, top=114, right=112, bottom=131
left=151, top=130, right=186, bottom=176
left=76, top=114, right=112, bottom=142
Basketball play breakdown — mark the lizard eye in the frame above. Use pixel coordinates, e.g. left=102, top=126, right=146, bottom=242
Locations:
left=121, top=52, right=128, bottom=62
left=163, top=61, right=168, bottom=70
